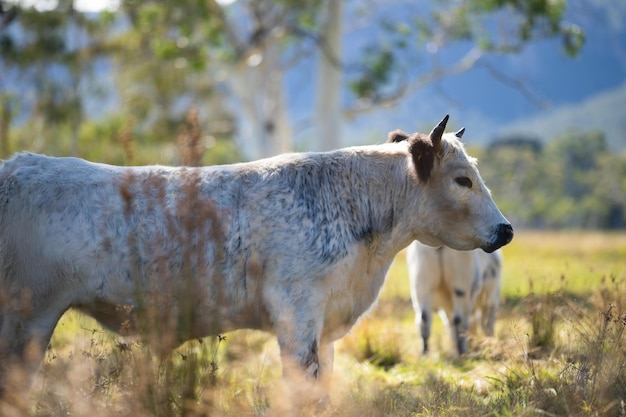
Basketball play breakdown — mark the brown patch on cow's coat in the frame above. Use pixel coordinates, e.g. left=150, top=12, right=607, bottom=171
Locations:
left=112, top=168, right=229, bottom=345
left=119, top=172, right=135, bottom=216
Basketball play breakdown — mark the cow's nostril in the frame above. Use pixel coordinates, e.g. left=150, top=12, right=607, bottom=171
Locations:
left=483, top=223, right=514, bottom=252
left=498, top=223, right=514, bottom=246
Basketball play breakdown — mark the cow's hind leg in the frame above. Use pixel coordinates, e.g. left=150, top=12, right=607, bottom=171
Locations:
left=482, top=301, right=497, bottom=337
left=452, top=314, right=469, bottom=355
left=419, top=308, right=433, bottom=354
left=0, top=306, right=62, bottom=413
left=419, top=307, right=432, bottom=354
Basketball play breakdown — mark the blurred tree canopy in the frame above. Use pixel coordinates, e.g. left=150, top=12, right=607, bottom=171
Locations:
left=0, top=0, right=584, bottom=161
left=476, top=130, right=626, bottom=230
left=2, top=0, right=620, bottom=230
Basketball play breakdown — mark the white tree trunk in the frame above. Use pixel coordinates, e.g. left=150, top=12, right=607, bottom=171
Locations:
left=229, top=38, right=293, bottom=161
left=314, top=0, right=343, bottom=151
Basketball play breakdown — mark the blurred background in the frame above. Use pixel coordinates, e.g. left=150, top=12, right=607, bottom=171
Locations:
left=0, top=0, right=624, bottom=230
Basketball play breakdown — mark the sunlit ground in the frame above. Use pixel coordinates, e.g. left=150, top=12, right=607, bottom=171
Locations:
left=28, top=230, right=626, bottom=416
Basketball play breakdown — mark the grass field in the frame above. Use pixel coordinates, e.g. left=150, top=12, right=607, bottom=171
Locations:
left=28, top=231, right=626, bottom=416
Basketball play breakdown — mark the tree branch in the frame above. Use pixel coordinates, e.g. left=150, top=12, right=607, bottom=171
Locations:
left=344, top=47, right=484, bottom=117
left=0, top=2, right=18, bottom=32
left=343, top=44, right=550, bottom=117
left=478, top=59, right=550, bottom=109
left=206, top=0, right=245, bottom=60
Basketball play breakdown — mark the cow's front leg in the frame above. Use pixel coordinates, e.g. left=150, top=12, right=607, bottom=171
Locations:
left=319, top=342, right=334, bottom=397
left=451, top=296, right=472, bottom=356
left=274, top=315, right=330, bottom=412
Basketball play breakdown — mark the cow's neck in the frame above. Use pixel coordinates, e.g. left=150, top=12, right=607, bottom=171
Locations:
left=346, top=151, right=420, bottom=261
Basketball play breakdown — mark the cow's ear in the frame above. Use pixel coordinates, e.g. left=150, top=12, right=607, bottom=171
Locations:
left=409, top=135, right=435, bottom=183
left=387, top=129, right=409, bottom=143
left=429, top=114, right=448, bottom=156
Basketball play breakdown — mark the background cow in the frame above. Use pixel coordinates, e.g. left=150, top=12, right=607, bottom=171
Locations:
left=0, top=115, right=512, bottom=410
left=406, top=240, right=503, bottom=356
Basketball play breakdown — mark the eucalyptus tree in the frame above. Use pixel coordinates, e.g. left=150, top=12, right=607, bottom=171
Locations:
left=0, top=0, right=114, bottom=156
left=0, top=0, right=584, bottom=161
left=186, top=0, right=584, bottom=158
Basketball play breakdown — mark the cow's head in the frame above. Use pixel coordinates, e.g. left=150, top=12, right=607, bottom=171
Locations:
left=389, top=115, right=513, bottom=253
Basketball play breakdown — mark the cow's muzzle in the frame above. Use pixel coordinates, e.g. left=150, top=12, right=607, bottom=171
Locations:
left=482, top=223, right=514, bottom=253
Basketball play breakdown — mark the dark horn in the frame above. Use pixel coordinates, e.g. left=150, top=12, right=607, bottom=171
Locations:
left=429, top=114, right=449, bottom=153
left=434, top=114, right=449, bottom=132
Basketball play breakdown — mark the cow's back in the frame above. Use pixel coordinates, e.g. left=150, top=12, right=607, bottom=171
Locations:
left=0, top=154, right=236, bottom=329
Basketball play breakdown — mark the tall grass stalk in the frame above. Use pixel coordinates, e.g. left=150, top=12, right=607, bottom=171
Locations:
left=24, top=230, right=626, bottom=416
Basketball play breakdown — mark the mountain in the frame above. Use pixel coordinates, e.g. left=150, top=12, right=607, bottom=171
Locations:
left=337, top=74, right=626, bottom=152
left=495, top=81, right=626, bottom=151
left=4, top=1, right=625, bottom=154
left=329, top=1, right=626, bottom=151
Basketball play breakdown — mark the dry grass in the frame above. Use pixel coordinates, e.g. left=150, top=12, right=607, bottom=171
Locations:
left=14, top=231, right=625, bottom=416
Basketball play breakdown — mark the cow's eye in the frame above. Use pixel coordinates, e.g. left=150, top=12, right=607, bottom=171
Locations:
left=455, top=177, right=472, bottom=188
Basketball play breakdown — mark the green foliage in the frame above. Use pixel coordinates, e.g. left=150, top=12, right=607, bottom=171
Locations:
left=0, top=0, right=608, bottom=230
left=462, top=0, right=585, bottom=55
left=349, top=46, right=396, bottom=100
left=0, top=0, right=234, bottom=156
left=1, top=0, right=587, bottom=162
left=478, top=130, right=626, bottom=229
left=349, top=0, right=584, bottom=101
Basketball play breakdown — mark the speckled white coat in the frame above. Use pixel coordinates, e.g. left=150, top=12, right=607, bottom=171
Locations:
left=0, top=116, right=512, bottom=406
left=407, top=240, right=503, bottom=355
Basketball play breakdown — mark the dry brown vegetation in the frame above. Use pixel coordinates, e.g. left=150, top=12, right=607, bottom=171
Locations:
left=5, top=231, right=619, bottom=417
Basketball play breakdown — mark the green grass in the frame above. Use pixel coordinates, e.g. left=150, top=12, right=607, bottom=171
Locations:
left=499, top=231, right=626, bottom=297
left=28, top=231, right=626, bottom=416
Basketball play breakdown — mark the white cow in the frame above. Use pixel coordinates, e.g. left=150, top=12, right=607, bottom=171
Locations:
left=0, top=116, right=512, bottom=409
left=407, top=240, right=503, bottom=356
